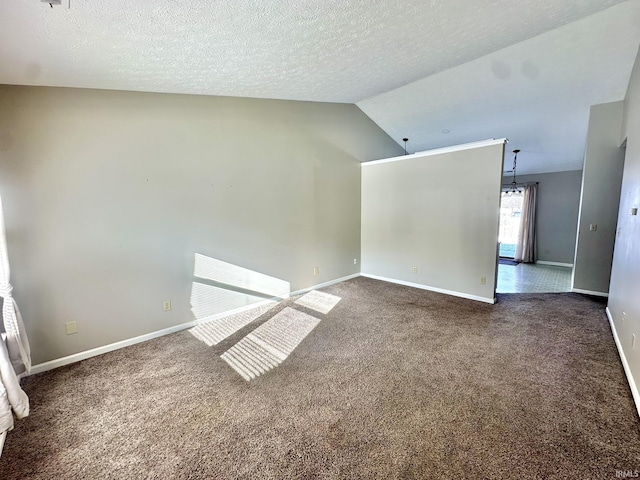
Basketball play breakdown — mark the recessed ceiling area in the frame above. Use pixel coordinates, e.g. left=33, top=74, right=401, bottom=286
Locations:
left=0, top=0, right=639, bottom=174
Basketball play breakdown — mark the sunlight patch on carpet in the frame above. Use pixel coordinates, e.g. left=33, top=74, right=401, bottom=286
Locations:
left=189, top=302, right=278, bottom=346
left=221, top=307, right=320, bottom=381
left=294, top=290, right=341, bottom=314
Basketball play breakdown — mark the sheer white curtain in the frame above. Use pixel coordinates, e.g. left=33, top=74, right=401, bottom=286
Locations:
left=515, top=183, right=538, bottom=263
left=0, top=194, right=30, bottom=438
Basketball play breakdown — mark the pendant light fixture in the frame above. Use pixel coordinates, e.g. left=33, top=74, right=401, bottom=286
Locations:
left=506, top=149, right=521, bottom=194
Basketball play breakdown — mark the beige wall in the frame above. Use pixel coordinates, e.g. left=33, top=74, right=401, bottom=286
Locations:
left=609, top=47, right=640, bottom=395
left=573, top=102, right=625, bottom=294
left=0, top=85, right=402, bottom=364
left=361, top=142, right=505, bottom=303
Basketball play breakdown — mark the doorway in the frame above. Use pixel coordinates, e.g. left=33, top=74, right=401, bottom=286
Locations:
left=497, top=189, right=572, bottom=293
left=499, top=191, right=524, bottom=259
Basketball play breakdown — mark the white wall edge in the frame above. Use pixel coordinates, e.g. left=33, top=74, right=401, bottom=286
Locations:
left=29, top=273, right=361, bottom=376
left=290, top=273, right=361, bottom=296
left=537, top=261, right=574, bottom=268
left=361, top=138, right=508, bottom=166
left=361, top=273, right=495, bottom=304
left=572, top=288, right=609, bottom=297
left=606, top=307, right=640, bottom=419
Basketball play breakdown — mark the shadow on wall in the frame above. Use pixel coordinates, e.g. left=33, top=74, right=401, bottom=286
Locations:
left=188, top=253, right=341, bottom=381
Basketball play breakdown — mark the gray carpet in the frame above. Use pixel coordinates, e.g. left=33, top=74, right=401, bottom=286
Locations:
left=2, top=277, right=640, bottom=479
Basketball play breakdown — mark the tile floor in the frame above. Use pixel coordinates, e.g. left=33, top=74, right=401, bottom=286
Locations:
left=496, top=263, right=572, bottom=293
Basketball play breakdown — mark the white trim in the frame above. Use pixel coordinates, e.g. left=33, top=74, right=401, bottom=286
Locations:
left=606, top=307, right=640, bottom=419
left=290, top=273, right=360, bottom=296
left=572, top=288, right=609, bottom=297
left=192, top=299, right=277, bottom=326
left=29, top=273, right=362, bottom=375
left=361, top=273, right=496, bottom=304
left=361, top=138, right=508, bottom=166
left=29, top=320, right=198, bottom=375
left=536, top=261, right=574, bottom=268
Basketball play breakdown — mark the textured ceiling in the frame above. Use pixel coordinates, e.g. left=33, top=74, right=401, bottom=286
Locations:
left=359, top=1, right=640, bottom=174
left=0, top=0, right=639, bottom=174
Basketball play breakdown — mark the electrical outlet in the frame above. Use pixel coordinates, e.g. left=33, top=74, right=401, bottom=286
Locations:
left=480, top=277, right=487, bottom=285
left=65, top=321, right=78, bottom=335
left=622, top=312, right=626, bottom=324
left=412, top=266, right=418, bottom=273
left=589, top=224, right=598, bottom=232
left=313, top=267, right=319, bottom=275
left=353, top=258, right=357, bottom=265
left=163, top=301, right=171, bottom=312
left=633, top=334, right=636, bottom=349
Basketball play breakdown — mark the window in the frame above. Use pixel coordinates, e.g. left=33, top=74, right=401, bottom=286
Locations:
left=499, top=191, right=524, bottom=258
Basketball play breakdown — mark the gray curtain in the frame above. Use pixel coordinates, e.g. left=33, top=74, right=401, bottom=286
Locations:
left=515, top=183, right=537, bottom=263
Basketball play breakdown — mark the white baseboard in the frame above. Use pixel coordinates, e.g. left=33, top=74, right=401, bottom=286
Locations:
left=29, top=273, right=362, bottom=376
left=536, top=261, right=573, bottom=268
left=290, top=273, right=360, bottom=296
left=0, top=430, right=5, bottom=458
left=360, top=273, right=495, bottom=304
left=192, top=299, right=277, bottom=326
left=606, top=307, right=640, bottom=419
left=572, top=288, right=609, bottom=297
left=29, top=320, right=198, bottom=375
left=196, top=274, right=360, bottom=323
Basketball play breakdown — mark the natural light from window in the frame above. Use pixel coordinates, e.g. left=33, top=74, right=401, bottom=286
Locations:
left=220, top=307, right=321, bottom=381
left=188, top=254, right=342, bottom=381
left=499, top=191, right=524, bottom=258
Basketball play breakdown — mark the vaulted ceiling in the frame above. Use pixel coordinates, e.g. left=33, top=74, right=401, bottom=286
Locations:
left=1, top=0, right=639, bottom=174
